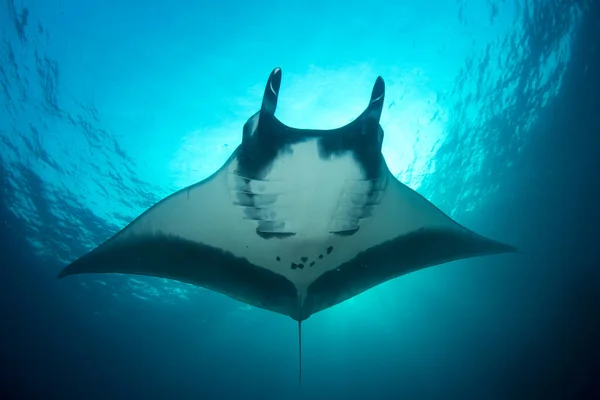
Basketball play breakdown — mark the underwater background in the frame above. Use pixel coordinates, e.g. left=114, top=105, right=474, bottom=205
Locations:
left=1, top=0, right=598, bottom=399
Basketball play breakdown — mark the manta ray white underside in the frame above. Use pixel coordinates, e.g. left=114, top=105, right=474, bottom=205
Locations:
left=59, top=68, right=515, bottom=383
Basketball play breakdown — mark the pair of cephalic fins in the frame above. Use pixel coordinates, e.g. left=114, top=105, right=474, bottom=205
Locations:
left=59, top=68, right=516, bottom=384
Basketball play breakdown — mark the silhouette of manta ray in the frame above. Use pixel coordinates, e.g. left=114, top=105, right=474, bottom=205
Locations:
left=59, top=68, right=516, bottom=384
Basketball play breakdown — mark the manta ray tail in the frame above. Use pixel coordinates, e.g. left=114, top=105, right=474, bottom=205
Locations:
left=298, top=320, right=302, bottom=386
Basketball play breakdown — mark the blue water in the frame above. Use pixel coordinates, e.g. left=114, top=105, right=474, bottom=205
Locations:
left=1, top=0, right=598, bottom=398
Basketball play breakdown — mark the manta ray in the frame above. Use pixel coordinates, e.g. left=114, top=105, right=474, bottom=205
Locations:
left=59, top=68, right=516, bottom=383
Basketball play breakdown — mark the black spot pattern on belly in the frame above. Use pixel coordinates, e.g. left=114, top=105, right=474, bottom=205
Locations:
left=284, top=246, right=336, bottom=271
left=290, top=262, right=304, bottom=270
left=276, top=256, right=281, bottom=261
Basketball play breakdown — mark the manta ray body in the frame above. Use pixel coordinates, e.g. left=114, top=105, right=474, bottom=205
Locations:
left=59, top=68, right=515, bottom=383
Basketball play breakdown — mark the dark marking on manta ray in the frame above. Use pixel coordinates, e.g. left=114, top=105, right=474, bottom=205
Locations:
left=332, top=227, right=360, bottom=236
left=236, top=87, right=385, bottom=181
left=301, top=256, right=308, bottom=263
left=310, top=261, right=315, bottom=267
left=318, top=254, right=323, bottom=259
left=326, top=246, right=333, bottom=254
left=257, top=231, right=296, bottom=239
left=276, top=256, right=281, bottom=261
left=290, top=262, right=304, bottom=270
